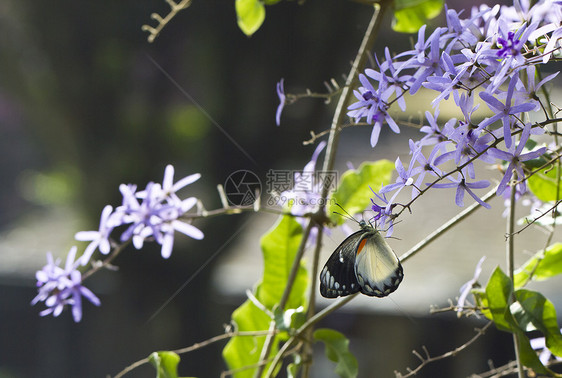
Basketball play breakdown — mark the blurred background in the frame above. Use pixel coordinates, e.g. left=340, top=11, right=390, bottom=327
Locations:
left=1, top=0, right=561, bottom=377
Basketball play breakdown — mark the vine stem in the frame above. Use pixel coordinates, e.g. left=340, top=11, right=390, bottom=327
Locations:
left=112, top=330, right=277, bottom=378
left=508, top=180, right=524, bottom=378
left=264, top=293, right=358, bottom=377
left=260, top=2, right=391, bottom=377
left=254, top=220, right=314, bottom=377
left=319, top=0, right=391, bottom=195
left=255, top=0, right=390, bottom=377
left=300, top=226, right=324, bottom=378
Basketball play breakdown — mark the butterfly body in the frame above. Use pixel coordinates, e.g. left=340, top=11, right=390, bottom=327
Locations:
left=320, top=220, right=403, bottom=298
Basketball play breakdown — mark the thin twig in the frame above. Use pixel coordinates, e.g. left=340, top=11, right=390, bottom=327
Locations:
left=111, top=330, right=277, bottom=378
left=141, top=0, right=193, bottom=43
left=513, top=199, right=562, bottom=235
left=507, top=174, right=524, bottom=378
left=395, top=322, right=493, bottom=378
left=81, top=240, right=130, bottom=282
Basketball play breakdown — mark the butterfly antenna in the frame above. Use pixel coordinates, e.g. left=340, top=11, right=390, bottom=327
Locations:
left=333, top=203, right=359, bottom=224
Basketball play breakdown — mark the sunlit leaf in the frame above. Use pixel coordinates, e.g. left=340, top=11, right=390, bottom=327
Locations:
left=314, top=328, right=358, bottom=378
left=328, top=160, right=394, bottom=224
left=392, top=0, right=444, bottom=33
left=236, top=0, right=266, bottom=36
left=260, top=215, right=308, bottom=309
left=511, top=326, right=553, bottom=376
left=514, top=243, right=562, bottom=288
left=485, top=267, right=513, bottom=332
left=482, top=269, right=555, bottom=375
left=528, top=166, right=562, bottom=202
left=148, top=351, right=180, bottom=378
left=223, top=215, right=307, bottom=376
left=515, top=289, right=562, bottom=358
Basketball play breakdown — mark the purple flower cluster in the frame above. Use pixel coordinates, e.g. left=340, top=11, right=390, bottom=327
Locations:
left=76, top=165, right=203, bottom=263
left=360, top=0, right=559, bottom=226
left=279, top=141, right=330, bottom=245
left=32, top=165, right=204, bottom=321
left=31, top=247, right=100, bottom=322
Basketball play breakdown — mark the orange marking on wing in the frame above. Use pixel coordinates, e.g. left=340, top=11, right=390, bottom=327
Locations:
left=356, top=239, right=367, bottom=255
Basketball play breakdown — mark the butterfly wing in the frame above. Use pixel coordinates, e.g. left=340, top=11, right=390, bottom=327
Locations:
left=319, top=231, right=364, bottom=298
left=354, top=230, right=403, bottom=297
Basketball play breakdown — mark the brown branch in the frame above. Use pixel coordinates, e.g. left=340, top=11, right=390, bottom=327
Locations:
left=513, top=199, right=562, bottom=236
left=395, top=322, right=493, bottom=378
left=111, top=330, right=277, bottom=378
left=141, top=0, right=193, bottom=43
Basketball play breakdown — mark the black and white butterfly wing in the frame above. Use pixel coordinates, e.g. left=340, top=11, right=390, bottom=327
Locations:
left=319, top=231, right=363, bottom=298
left=354, top=230, right=403, bottom=297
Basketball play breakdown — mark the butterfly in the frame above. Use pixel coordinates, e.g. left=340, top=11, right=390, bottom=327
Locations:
left=319, top=220, right=403, bottom=298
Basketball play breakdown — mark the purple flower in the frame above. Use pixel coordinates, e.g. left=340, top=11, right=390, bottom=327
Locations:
left=160, top=165, right=201, bottom=209
left=542, top=26, right=562, bottom=63
left=379, top=157, right=416, bottom=204
left=75, top=205, right=114, bottom=265
left=408, top=140, right=443, bottom=197
left=365, top=48, right=409, bottom=111
left=275, top=79, right=286, bottom=126
left=496, top=21, right=538, bottom=60
left=369, top=188, right=395, bottom=236
left=280, top=142, right=326, bottom=214
left=436, top=124, right=495, bottom=179
left=488, top=123, right=547, bottom=196
left=419, top=109, right=456, bottom=147
left=347, top=73, right=400, bottom=147
left=478, top=75, right=537, bottom=148
left=514, top=66, right=559, bottom=109
left=489, top=21, right=539, bottom=90
left=280, top=141, right=328, bottom=245
left=443, top=6, right=479, bottom=52
left=113, top=165, right=204, bottom=259
left=32, top=247, right=101, bottom=322
left=456, top=256, right=486, bottom=316
left=399, top=27, right=446, bottom=95
left=432, top=173, right=491, bottom=209
left=423, top=51, right=463, bottom=106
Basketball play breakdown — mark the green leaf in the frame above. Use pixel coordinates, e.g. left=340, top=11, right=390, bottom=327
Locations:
left=392, top=0, right=444, bottom=33
left=515, top=289, right=562, bottom=358
left=286, top=354, right=302, bottom=378
left=528, top=166, right=562, bottom=202
left=479, top=268, right=559, bottom=375
left=235, top=0, right=265, bottom=36
left=259, top=215, right=308, bottom=309
left=485, top=267, right=514, bottom=332
left=514, top=243, right=562, bottom=288
left=510, top=327, right=554, bottom=376
left=328, top=160, right=394, bottom=224
left=274, top=306, right=306, bottom=333
left=314, top=329, right=358, bottom=378
left=148, top=351, right=180, bottom=378
left=222, top=298, right=275, bottom=378
left=223, top=215, right=307, bottom=377
left=481, top=270, right=556, bottom=375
